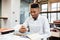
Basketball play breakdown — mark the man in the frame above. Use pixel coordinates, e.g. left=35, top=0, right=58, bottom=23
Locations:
left=19, top=3, right=51, bottom=40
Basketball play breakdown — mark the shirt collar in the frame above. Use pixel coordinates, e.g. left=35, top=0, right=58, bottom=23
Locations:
left=30, top=14, right=41, bottom=21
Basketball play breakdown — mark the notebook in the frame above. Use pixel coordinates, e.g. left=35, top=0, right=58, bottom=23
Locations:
left=0, top=28, right=14, bottom=35
left=14, top=32, right=41, bottom=40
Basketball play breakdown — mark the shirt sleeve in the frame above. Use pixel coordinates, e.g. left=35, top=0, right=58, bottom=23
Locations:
left=38, top=17, right=51, bottom=38
left=14, top=18, right=29, bottom=34
left=13, top=24, right=22, bottom=34
left=23, top=18, right=29, bottom=32
left=23, top=18, right=29, bottom=27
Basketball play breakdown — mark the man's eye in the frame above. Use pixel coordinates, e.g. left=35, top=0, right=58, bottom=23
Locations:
left=31, top=11, right=36, bottom=13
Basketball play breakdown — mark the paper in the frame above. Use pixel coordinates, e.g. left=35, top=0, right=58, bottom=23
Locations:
left=27, top=33, right=41, bottom=40
left=14, top=32, right=41, bottom=40
left=0, top=34, right=30, bottom=40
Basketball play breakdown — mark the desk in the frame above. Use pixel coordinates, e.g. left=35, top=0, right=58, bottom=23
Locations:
left=0, top=34, right=30, bottom=40
left=50, top=28, right=60, bottom=38
left=49, top=28, right=60, bottom=40
left=0, top=28, right=30, bottom=40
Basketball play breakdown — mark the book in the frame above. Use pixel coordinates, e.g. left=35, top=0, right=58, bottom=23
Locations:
left=0, top=28, right=14, bottom=35
left=14, top=33, right=41, bottom=40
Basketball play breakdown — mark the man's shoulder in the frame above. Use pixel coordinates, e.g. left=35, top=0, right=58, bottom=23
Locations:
left=39, top=15, right=48, bottom=20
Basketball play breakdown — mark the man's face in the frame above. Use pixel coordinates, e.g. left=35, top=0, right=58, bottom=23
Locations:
left=30, top=8, right=40, bottom=19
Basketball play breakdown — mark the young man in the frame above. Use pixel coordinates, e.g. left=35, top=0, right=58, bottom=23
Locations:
left=19, top=3, right=51, bottom=40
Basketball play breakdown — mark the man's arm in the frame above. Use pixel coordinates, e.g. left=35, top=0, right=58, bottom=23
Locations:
left=23, top=18, right=29, bottom=27
left=19, top=18, right=29, bottom=33
left=38, top=17, right=51, bottom=38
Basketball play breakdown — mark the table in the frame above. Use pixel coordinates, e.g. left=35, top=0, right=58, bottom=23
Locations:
left=50, top=28, right=60, bottom=38
left=49, top=28, right=60, bottom=40
left=0, top=34, right=30, bottom=40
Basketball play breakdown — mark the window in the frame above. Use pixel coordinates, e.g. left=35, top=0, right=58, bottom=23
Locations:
left=51, top=3, right=58, bottom=23
left=41, top=4, right=48, bottom=21
left=51, top=3, right=57, bottom=11
left=58, top=2, right=60, bottom=10
left=51, top=13, right=56, bottom=23
left=42, top=4, right=48, bottom=12
left=58, top=13, right=60, bottom=20
left=51, top=2, right=60, bottom=23
left=57, top=2, right=60, bottom=20
left=48, top=13, right=51, bottom=23
left=41, top=13, right=47, bottom=18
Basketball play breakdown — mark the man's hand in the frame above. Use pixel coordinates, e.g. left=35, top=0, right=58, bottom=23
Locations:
left=19, top=26, right=27, bottom=33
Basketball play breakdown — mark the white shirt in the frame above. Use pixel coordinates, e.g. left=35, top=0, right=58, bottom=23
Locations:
left=23, top=15, right=51, bottom=39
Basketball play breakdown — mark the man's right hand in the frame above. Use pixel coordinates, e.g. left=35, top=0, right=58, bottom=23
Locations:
left=19, top=26, right=27, bottom=33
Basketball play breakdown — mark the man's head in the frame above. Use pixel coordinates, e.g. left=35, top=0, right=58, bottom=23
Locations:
left=30, top=3, right=40, bottom=20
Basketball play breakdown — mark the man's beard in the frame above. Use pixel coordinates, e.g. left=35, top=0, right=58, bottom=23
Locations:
left=32, top=15, right=39, bottom=21
left=33, top=17, right=37, bottom=21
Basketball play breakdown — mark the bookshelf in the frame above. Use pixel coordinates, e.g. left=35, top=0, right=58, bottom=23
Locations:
left=0, top=17, right=8, bottom=19
left=0, top=17, right=8, bottom=28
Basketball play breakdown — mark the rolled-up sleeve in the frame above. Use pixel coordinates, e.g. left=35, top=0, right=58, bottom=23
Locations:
left=23, top=18, right=29, bottom=32
left=23, top=18, right=29, bottom=27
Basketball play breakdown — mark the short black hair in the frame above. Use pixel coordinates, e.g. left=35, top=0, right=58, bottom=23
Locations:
left=31, top=3, right=39, bottom=8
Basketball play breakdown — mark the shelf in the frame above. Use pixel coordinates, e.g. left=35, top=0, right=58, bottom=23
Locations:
left=40, top=10, right=60, bottom=13
left=54, top=20, right=60, bottom=24
left=0, top=17, right=8, bottom=19
left=0, top=28, right=14, bottom=35
left=40, top=0, right=60, bottom=4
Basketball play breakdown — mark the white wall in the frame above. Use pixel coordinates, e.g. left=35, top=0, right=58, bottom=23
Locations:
left=1, top=0, right=20, bottom=28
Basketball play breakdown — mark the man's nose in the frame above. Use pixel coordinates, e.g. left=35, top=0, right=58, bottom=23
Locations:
left=31, top=13, right=35, bottom=15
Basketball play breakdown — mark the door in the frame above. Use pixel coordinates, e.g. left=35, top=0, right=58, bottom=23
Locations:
left=0, top=0, right=1, bottom=28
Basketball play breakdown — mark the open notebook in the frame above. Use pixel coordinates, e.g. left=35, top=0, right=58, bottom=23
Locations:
left=14, top=32, right=41, bottom=40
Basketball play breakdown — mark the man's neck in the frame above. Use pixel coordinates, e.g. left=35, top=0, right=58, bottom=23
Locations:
left=34, top=18, right=37, bottom=20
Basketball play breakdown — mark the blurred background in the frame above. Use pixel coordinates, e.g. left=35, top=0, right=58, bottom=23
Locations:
left=0, top=0, right=60, bottom=40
